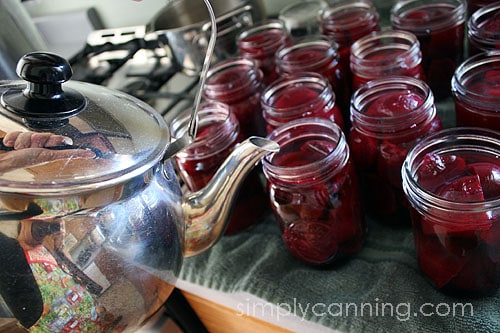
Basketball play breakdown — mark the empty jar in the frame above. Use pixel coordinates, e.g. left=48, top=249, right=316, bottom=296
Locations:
left=391, top=0, right=466, bottom=99
left=170, top=102, right=268, bottom=235
left=468, top=2, right=500, bottom=56
left=203, top=57, right=266, bottom=138
left=451, top=51, right=500, bottom=131
left=262, top=117, right=366, bottom=266
left=350, top=29, right=425, bottom=91
left=260, top=72, right=344, bottom=134
left=349, top=76, right=443, bottom=225
left=236, top=19, right=292, bottom=85
left=402, top=127, right=500, bottom=296
left=320, top=0, right=380, bottom=89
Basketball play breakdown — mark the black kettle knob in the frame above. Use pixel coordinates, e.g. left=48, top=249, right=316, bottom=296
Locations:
left=1, top=52, right=86, bottom=129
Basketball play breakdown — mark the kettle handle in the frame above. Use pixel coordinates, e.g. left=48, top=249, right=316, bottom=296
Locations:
left=162, top=0, right=216, bottom=161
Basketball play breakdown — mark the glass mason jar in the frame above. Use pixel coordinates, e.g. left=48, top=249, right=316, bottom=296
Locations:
left=402, top=127, right=500, bottom=296
left=262, top=117, right=366, bottom=266
left=467, top=0, right=498, bottom=17
left=391, top=0, right=466, bottom=99
left=260, top=72, right=344, bottom=134
left=451, top=51, right=500, bottom=131
left=170, top=102, right=268, bottom=235
left=320, top=0, right=380, bottom=90
left=236, top=19, right=292, bottom=85
left=349, top=76, right=443, bottom=225
left=468, top=2, right=500, bottom=56
left=203, top=57, right=266, bottom=138
left=275, top=36, right=350, bottom=125
left=350, top=29, right=425, bottom=91
left=279, top=0, right=328, bottom=38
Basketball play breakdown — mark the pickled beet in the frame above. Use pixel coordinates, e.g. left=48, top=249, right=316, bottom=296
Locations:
left=391, top=2, right=465, bottom=99
left=263, top=119, right=365, bottom=266
left=262, top=72, right=346, bottom=134
left=349, top=85, right=442, bottom=224
left=411, top=151, right=500, bottom=295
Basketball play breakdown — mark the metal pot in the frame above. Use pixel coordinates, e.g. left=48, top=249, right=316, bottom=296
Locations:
left=0, top=52, right=278, bottom=332
left=147, top=0, right=264, bottom=75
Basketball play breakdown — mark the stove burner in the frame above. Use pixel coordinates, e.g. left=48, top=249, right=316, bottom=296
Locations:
left=69, top=26, right=199, bottom=118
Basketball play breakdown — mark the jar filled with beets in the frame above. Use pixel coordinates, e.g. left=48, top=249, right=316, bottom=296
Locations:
left=451, top=51, right=500, bottom=131
left=236, top=19, right=292, bottom=85
left=203, top=57, right=266, bottom=138
left=260, top=72, right=344, bottom=134
left=349, top=76, right=443, bottom=225
left=468, top=2, right=500, bottom=56
left=402, top=127, right=500, bottom=297
left=350, top=29, right=425, bottom=91
left=262, top=117, right=366, bottom=266
left=467, top=0, right=499, bottom=17
left=170, top=102, right=268, bottom=235
left=320, top=0, right=380, bottom=90
left=390, top=0, right=466, bottom=99
left=275, top=36, right=350, bottom=125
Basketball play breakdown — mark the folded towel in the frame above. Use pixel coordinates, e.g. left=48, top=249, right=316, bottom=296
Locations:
left=179, top=214, right=499, bottom=332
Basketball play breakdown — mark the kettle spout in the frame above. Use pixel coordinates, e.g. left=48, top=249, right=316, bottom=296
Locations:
left=182, top=136, right=279, bottom=257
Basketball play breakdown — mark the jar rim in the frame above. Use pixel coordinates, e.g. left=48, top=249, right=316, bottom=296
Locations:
left=350, top=29, right=422, bottom=74
left=390, top=0, right=466, bottom=32
left=451, top=50, right=500, bottom=110
left=236, top=19, right=289, bottom=51
left=261, top=72, right=335, bottom=121
left=320, top=1, right=380, bottom=31
left=275, top=36, right=339, bottom=69
left=170, top=102, right=240, bottom=158
left=350, top=75, right=436, bottom=139
left=262, top=117, right=348, bottom=184
left=468, top=1, right=500, bottom=46
left=402, top=127, right=500, bottom=221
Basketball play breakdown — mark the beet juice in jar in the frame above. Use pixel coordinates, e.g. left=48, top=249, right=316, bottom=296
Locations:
left=203, top=57, right=266, bottom=138
left=260, top=72, right=344, bottom=134
left=350, top=29, right=425, bottom=91
left=320, top=0, right=380, bottom=90
left=262, top=118, right=366, bottom=266
left=349, top=76, right=443, bottom=225
left=275, top=36, right=350, bottom=126
left=451, top=51, right=500, bottom=131
left=402, top=127, right=500, bottom=297
left=468, top=2, right=500, bottom=56
left=391, top=0, right=466, bottom=99
left=236, top=19, right=292, bottom=85
left=170, top=102, right=268, bottom=235
left=467, top=0, right=499, bottom=17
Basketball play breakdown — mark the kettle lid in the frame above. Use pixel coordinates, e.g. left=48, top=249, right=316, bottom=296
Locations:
left=0, top=52, right=170, bottom=194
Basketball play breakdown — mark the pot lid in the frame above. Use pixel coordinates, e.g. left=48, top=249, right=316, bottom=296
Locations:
left=0, top=52, right=170, bottom=194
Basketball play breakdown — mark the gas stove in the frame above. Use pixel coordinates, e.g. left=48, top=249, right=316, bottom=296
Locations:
left=69, top=25, right=200, bottom=125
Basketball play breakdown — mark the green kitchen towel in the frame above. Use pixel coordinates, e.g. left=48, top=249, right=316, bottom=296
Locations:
left=179, top=214, right=499, bottom=333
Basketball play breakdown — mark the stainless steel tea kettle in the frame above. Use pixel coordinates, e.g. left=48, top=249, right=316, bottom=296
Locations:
left=0, top=49, right=277, bottom=332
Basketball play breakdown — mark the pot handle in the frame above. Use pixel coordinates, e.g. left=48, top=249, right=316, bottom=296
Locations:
left=200, top=4, right=253, bottom=37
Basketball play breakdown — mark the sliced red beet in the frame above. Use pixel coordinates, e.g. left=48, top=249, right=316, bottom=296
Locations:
left=271, top=86, right=319, bottom=109
left=282, top=221, right=338, bottom=264
left=415, top=230, right=468, bottom=289
left=377, top=141, right=409, bottom=189
left=447, top=249, right=500, bottom=295
left=417, top=153, right=467, bottom=192
left=435, top=174, right=485, bottom=202
left=468, top=162, right=500, bottom=199
left=365, top=92, right=424, bottom=117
